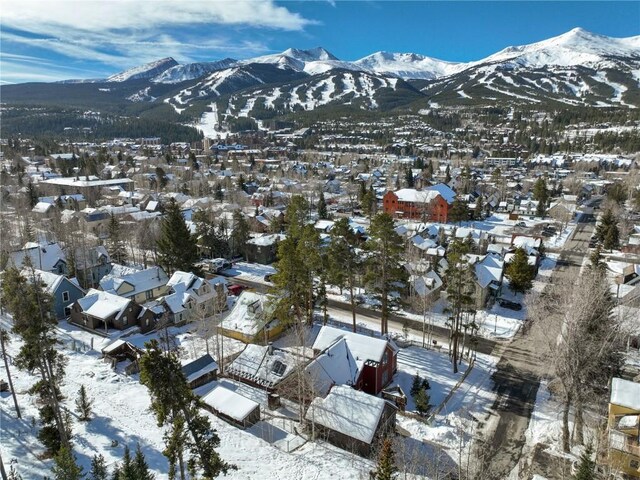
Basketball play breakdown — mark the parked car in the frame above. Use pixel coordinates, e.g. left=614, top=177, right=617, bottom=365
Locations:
left=227, top=284, right=247, bottom=296
left=515, top=221, right=527, bottom=227
left=497, top=298, right=523, bottom=311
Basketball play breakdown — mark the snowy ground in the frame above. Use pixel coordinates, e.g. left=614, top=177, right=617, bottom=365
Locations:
left=1, top=317, right=375, bottom=479
left=391, top=346, right=498, bottom=464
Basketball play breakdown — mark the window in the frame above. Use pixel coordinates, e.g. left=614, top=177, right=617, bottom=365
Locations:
left=381, top=370, right=389, bottom=386
left=271, top=360, right=287, bottom=377
left=62, top=291, right=70, bottom=302
left=64, top=307, right=71, bottom=317
left=382, top=351, right=389, bottom=365
left=631, top=459, right=639, bottom=469
left=123, top=317, right=128, bottom=325
left=145, top=318, right=150, bottom=327
left=145, top=290, right=153, bottom=300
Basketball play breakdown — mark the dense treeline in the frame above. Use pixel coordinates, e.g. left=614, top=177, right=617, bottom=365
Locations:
left=2, top=108, right=202, bottom=144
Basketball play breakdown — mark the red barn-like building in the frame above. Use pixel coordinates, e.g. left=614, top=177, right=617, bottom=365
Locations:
left=311, top=326, right=398, bottom=395
left=383, top=188, right=449, bottom=222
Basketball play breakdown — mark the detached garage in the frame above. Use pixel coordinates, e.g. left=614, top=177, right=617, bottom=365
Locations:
left=202, top=386, right=261, bottom=429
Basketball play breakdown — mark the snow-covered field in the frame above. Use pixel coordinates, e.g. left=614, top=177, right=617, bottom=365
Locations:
left=1, top=318, right=375, bottom=479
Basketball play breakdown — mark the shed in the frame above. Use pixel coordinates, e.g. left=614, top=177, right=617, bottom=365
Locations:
left=181, top=354, right=218, bottom=389
left=202, top=386, right=261, bottom=428
left=305, top=384, right=396, bottom=457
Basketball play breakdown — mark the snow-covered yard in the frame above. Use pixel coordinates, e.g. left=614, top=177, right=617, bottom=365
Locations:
left=1, top=319, right=376, bottom=479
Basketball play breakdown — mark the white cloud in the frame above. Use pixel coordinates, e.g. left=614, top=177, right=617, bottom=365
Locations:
left=2, top=0, right=313, bottom=33
left=0, top=1, right=314, bottom=81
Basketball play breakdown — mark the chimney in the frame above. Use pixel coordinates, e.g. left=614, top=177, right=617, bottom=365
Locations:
left=267, top=342, right=273, bottom=355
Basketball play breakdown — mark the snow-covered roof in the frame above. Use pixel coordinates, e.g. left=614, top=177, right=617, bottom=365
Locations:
left=305, top=338, right=360, bottom=397
left=220, top=291, right=275, bottom=336
left=246, top=233, right=286, bottom=246
left=181, top=354, right=218, bottom=383
left=22, top=268, right=79, bottom=296
left=77, top=289, right=131, bottom=320
left=226, top=344, right=294, bottom=389
left=610, top=378, right=640, bottom=410
left=393, top=188, right=440, bottom=204
left=100, top=266, right=168, bottom=298
left=474, top=253, right=504, bottom=288
left=305, top=385, right=387, bottom=444
left=426, top=183, right=456, bottom=204
left=313, top=325, right=391, bottom=365
left=32, top=201, right=54, bottom=214
left=202, top=386, right=259, bottom=421
left=10, top=242, right=66, bottom=272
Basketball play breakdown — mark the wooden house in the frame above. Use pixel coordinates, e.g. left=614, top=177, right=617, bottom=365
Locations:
left=312, top=326, right=398, bottom=395
left=304, top=385, right=396, bottom=457
left=607, top=378, right=640, bottom=477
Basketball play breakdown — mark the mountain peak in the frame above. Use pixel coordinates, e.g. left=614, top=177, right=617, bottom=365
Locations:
left=282, top=47, right=338, bottom=62
left=106, top=57, right=178, bottom=82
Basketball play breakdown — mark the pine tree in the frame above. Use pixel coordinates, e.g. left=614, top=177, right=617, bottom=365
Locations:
left=474, top=196, right=484, bottom=220
left=327, top=218, right=361, bottom=332
left=51, top=446, right=84, bottom=480
left=2, top=266, right=69, bottom=453
left=133, top=444, right=155, bottom=480
left=317, top=191, right=328, bottom=220
left=532, top=177, right=549, bottom=217
left=404, top=167, right=414, bottom=188
left=140, top=340, right=235, bottom=479
left=414, top=388, right=431, bottom=416
left=75, top=384, right=93, bottom=421
left=572, top=443, right=595, bottom=480
left=444, top=239, right=475, bottom=374
left=366, top=213, right=406, bottom=335
left=157, top=199, right=200, bottom=274
left=107, top=214, right=127, bottom=265
left=90, top=454, right=108, bottom=480
left=448, top=199, right=470, bottom=224
left=603, top=223, right=620, bottom=251
left=374, top=437, right=397, bottom=480
left=229, top=211, right=250, bottom=260
left=119, top=445, right=136, bottom=480
left=410, top=374, right=422, bottom=397
left=444, top=165, right=451, bottom=184
left=505, top=247, right=535, bottom=294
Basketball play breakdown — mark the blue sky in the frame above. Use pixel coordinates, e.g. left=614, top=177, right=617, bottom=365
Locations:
left=1, top=1, right=638, bottom=84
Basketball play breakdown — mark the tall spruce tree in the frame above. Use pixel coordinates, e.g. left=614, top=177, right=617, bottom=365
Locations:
left=75, top=384, right=93, bottom=421
left=444, top=239, right=475, bottom=374
left=89, top=454, right=108, bottom=480
left=374, top=438, right=397, bottom=480
left=51, top=446, right=84, bottom=480
left=505, top=247, right=535, bottom=294
left=572, top=443, right=595, bottom=480
left=107, top=214, right=127, bottom=265
left=157, top=199, right=199, bottom=274
left=140, top=340, right=235, bottom=479
left=133, top=444, right=155, bottom=480
left=328, top=218, right=361, bottom=332
left=365, top=213, right=405, bottom=335
left=317, top=191, right=328, bottom=220
left=1, top=266, right=70, bottom=453
left=532, top=177, right=549, bottom=217
left=229, top=211, right=250, bottom=260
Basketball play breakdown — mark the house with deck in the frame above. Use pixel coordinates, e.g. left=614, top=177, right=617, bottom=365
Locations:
left=311, top=326, right=398, bottom=395
left=607, top=378, right=640, bottom=477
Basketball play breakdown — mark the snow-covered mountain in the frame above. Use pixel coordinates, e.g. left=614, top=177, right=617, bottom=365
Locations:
left=4, top=28, right=640, bottom=114
left=106, top=57, right=178, bottom=82
left=152, top=59, right=237, bottom=84
left=477, top=28, right=640, bottom=70
left=354, top=52, right=465, bottom=80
